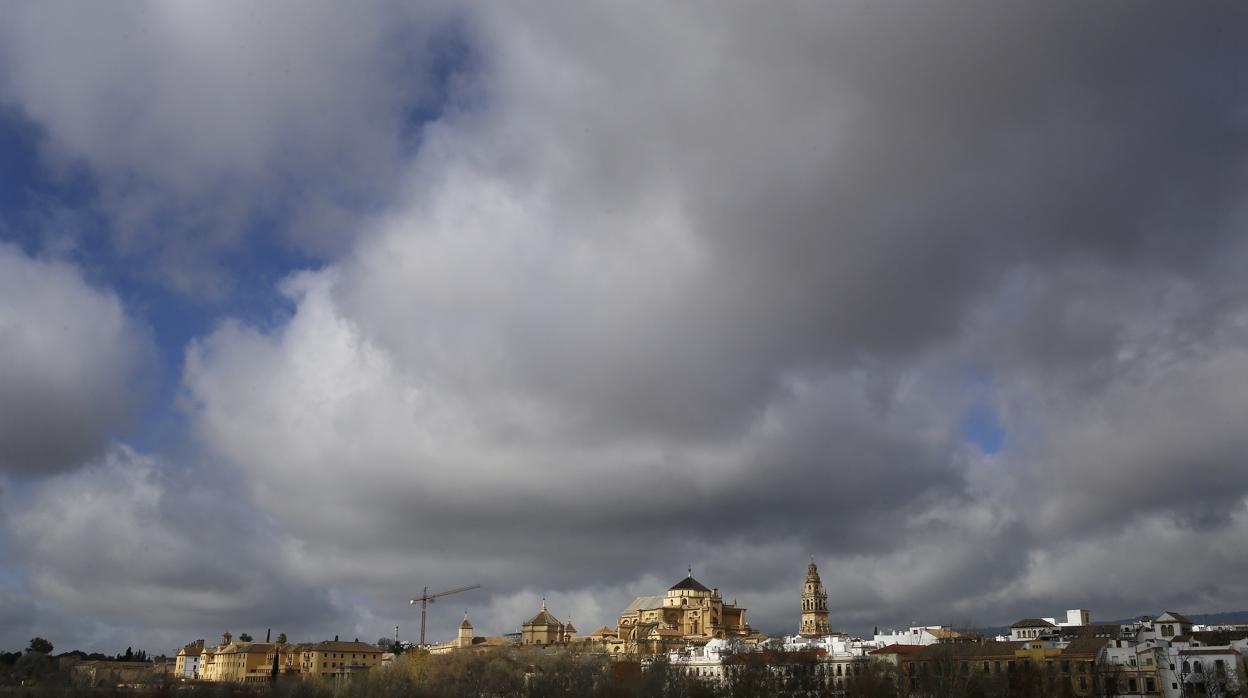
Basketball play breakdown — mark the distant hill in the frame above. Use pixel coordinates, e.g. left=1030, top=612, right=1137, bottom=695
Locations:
left=1182, top=611, right=1248, bottom=626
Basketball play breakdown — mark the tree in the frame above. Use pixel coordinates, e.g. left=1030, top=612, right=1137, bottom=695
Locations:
left=26, top=638, right=53, bottom=654
left=845, top=659, right=901, bottom=698
left=239, top=633, right=253, bottom=642
left=13, top=651, right=54, bottom=685
left=276, top=633, right=287, bottom=644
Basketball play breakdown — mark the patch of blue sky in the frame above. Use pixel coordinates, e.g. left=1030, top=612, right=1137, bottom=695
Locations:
left=960, top=398, right=1005, bottom=455
left=400, top=15, right=482, bottom=154
left=957, top=369, right=1006, bottom=455
left=0, top=105, right=98, bottom=257
left=0, top=19, right=480, bottom=457
left=0, top=106, right=287, bottom=454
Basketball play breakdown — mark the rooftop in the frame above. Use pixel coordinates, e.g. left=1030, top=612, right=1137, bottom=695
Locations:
left=524, top=600, right=564, bottom=628
left=1010, top=618, right=1056, bottom=629
left=669, top=570, right=711, bottom=593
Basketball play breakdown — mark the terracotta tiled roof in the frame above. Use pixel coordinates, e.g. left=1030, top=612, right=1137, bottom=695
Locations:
left=525, top=608, right=563, bottom=627
left=1010, top=618, right=1056, bottom=629
left=308, top=641, right=381, bottom=653
left=218, top=642, right=276, bottom=655
left=1061, top=637, right=1109, bottom=657
left=914, top=641, right=1023, bottom=659
left=869, top=644, right=923, bottom=655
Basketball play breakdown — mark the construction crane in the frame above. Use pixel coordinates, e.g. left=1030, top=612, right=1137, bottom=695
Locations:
left=409, top=584, right=480, bottom=645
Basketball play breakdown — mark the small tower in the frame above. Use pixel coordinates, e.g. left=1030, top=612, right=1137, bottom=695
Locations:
left=799, top=558, right=831, bottom=637
left=220, top=631, right=233, bottom=647
left=522, top=598, right=564, bottom=645
left=458, top=612, right=474, bottom=649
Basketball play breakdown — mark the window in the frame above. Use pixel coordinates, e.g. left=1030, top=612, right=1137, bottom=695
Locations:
left=1129, top=678, right=1138, bottom=692
left=1146, top=677, right=1156, bottom=692
left=1079, top=676, right=1087, bottom=690
left=1061, top=660, right=1070, bottom=673
left=1216, top=659, right=1226, bottom=676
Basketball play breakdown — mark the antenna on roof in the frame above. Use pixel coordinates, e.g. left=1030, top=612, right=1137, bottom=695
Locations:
left=688, top=566, right=693, bottom=577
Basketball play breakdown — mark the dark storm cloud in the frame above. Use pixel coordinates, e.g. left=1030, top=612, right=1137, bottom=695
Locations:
left=5, top=1, right=1248, bottom=649
left=0, top=245, right=152, bottom=475
left=0, top=446, right=351, bottom=651
left=0, top=1, right=460, bottom=294
left=175, top=1, right=1248, bottom=637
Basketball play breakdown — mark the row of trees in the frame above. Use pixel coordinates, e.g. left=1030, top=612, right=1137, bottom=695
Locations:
left=269, top=649, right=904, bottom=698
left=268, top=649, right=1242, bottom=698
left=1, top=637, right=172, bottom=688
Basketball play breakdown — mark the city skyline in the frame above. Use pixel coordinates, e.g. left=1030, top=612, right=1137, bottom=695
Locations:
left=2, top=2, right=1248, bottom=654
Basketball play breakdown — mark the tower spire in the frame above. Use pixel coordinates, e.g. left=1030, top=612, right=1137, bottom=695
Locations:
left=799, top=558, right=831, bottom=637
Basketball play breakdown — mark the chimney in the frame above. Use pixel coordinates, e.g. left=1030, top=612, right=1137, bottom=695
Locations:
left=266, top=628, right=271, bottom=642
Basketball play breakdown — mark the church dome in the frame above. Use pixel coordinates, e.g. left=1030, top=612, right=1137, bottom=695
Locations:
left=668, top=570, right=711, bottom=593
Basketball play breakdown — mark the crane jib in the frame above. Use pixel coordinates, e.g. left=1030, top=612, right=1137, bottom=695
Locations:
left=409, top=584, right=481, bottom=646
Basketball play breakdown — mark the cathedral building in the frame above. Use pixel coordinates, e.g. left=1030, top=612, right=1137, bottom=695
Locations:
left=799, top=558, right=832, bottom=637
left=615, top=569, right=754, bottom=653
left=521, top=599, right=575, bottom=645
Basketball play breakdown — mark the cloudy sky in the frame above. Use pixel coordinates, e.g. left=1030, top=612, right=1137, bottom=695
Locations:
left=2, top=1, right=1248, bottom=654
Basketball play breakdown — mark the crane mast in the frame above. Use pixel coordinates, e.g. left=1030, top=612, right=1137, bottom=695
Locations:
left=409, top=584, right=481, bottom=645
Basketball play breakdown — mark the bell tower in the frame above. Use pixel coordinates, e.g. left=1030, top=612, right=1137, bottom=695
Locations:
left=799, top=558, right=831, bottom=637
left=457, top=613, right=474, bottom=648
